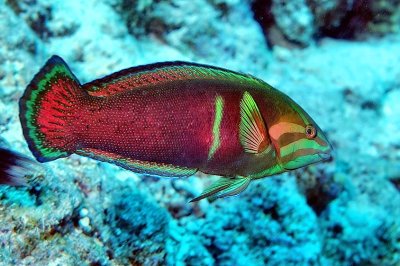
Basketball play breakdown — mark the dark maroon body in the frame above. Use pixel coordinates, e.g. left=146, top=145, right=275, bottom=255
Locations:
left=73, top=80, right=254, bottom=175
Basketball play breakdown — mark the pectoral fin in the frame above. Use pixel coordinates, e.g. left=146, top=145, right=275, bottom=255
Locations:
left=239, top=91, right=269, bottom=153
left=190, top=176, right=251, bottom=202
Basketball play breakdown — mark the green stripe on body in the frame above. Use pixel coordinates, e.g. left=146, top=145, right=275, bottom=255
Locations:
left=208, top=95, right=224, bottom=160
left=249, top=163, right=284, bottom=179
left=247, top=145, right=285, bottom=179
left=280, top=138, right=330, bottom=158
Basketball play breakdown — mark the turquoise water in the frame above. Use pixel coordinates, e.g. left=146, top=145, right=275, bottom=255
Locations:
left=0, top=1, right=400, bottom=265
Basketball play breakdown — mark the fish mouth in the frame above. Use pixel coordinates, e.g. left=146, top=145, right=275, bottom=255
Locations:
left=281, top=150, right=333, bottom=171
left=318, top=151, right=333, bottom=162
left=317, top=133, right=333, bottom=162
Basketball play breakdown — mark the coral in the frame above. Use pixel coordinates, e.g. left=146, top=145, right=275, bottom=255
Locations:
left=0, top=158, right=172, bottom=265
left=320, top=177, right=400, bottom=265
left=167, top=221, right=215, bottom=266
left=174, top=175, right=322, bottom=265
left=96, top=181, right=170, bottom=265
left=0, top=167, right=86, bottom=264
left=0, top=0, right=400, bottom=265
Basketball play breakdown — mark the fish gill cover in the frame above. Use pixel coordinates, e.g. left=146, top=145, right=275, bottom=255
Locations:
left=0, top=0, right=400, bottom=265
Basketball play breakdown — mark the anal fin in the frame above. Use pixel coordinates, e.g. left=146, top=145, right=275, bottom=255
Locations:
left=190, top=176, right=251, bottom=202
left=76, top=148, right=197, bottom=178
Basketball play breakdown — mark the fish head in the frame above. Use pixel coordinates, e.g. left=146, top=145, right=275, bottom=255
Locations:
left=267, top=99, right=332, bottom=170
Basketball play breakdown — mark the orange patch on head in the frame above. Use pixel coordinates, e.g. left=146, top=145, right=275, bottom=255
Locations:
left=269, top=122, right=305, bottom=141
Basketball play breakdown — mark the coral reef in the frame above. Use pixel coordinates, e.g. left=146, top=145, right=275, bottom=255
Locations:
left=93, top=179, right=170, bottom=265
left=320, top=178, right=400, bottom=265
left=0, top=0, right=400, bottom=265
left=188, top=176, right=322, bottom=265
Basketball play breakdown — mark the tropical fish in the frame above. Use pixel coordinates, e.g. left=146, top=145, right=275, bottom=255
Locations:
left=0, top=147, right=43, bottom=186
left=18, top=55, right=332, bottom=201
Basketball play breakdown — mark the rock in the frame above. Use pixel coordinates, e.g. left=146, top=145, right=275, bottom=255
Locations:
left=253, top=0, right=400, bottom=46
left=270, top=0, right=315, bottom=46
left=109, top=0, right=271, bottom=72
left=91, top=178, right=171, bottom=265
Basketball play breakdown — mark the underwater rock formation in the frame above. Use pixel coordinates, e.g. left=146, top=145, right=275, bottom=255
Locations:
left=0, top=0, right=400, bottom=265
left=252, top=0, right=400, bottom=46
left=108, top=0, right=271, bottom=71
left=259, top=0, right=315, bottom=46
left=96, top=181, right=170, bottom=265
left=191, top=176, right=322, bottom=265
left=367, top=0, right=400, bottom=35
left=308, top=0, right=373, bottom=39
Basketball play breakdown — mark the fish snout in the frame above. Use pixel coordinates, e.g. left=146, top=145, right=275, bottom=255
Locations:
left=318, top=151, right=333, bottom=162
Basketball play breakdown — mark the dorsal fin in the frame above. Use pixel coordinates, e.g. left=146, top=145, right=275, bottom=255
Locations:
left=82, top=61, right=265, bottom=97
left=239, top=91, right=269, bottom=154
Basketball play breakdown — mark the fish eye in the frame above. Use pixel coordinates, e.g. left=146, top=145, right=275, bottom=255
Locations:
left=305, top=125, right=317, bottom=139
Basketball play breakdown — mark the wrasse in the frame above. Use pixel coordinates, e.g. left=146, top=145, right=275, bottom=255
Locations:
left=17, top=56, right=332, bottom=201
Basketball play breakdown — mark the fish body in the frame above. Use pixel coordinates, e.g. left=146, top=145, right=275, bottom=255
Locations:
left=19, top=56, right=332, bottom=201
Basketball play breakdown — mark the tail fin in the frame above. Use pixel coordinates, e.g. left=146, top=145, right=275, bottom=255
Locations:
left=0, top=147, right=44, bottom=186
left=19, top=55, right=84, bottom=162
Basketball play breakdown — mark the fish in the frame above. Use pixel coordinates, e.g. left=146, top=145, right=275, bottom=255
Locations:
left=18, top=55, right=332, bottom=202
left=0, top=147, right=43, bottom=186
